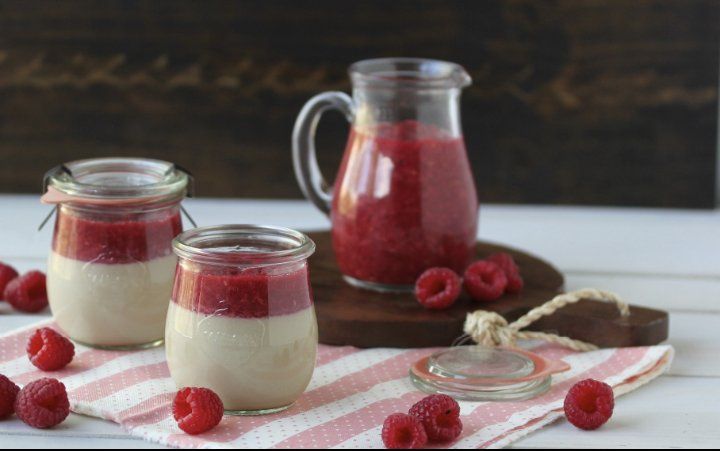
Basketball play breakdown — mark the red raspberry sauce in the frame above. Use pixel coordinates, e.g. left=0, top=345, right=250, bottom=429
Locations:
left=171, top=264, right=313, bottom=318
left=52, top=208, right=182, bottom=264
left=331, top=121, right=479, bottom=285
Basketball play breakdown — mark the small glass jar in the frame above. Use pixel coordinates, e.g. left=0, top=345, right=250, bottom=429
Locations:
left=44, top=158, right=190, bottom=349
left=166, top=225, right=318, bottom=415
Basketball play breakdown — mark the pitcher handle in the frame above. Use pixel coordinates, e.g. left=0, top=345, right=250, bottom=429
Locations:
left=292, top=91, right=354, bottom=216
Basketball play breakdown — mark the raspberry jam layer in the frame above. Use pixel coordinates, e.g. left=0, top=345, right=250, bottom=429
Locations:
left=52, top=208, right=182, bottom=264
left=331, top=120, right=479, bottom=285
left=171, top=263, right=313, bottom=319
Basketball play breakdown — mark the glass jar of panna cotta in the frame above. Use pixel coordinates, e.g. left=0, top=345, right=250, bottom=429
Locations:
left=166, top=225, right=318, bottom=415
left=44, top=158, right=190, bottom=350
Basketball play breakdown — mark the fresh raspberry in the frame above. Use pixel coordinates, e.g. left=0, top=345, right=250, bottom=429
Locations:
left=173, top=387, right=224, bottom=435
left=27, top=328, right=75, bottom=372
left=409, top=394, right=463, bottom=443
left=4, top=271, right=48, bottom=313
left=0, top=374, right=20, bottom=419
left=488, top=252, right=524, bottom=293
left=381, top=413, right=428, bottom=449
left=463, top=261, right=507, bottom=302
left=0, top=262, right=19, bottom=301
left=15, top=378, right=70, bottom=429
left=564, top=379, right=615, bottom=430
left=414, top=268, right=462, bottom=310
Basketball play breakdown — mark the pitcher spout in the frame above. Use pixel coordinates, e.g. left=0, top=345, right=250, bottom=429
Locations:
left=349, top=58, right=472, bottom=90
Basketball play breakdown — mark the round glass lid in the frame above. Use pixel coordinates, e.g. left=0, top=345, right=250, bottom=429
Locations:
left=409, top=346, right=570, bottom=402
left=44, top=158, right=190, bottom=201
left=428, top=347, right=535, bottom=380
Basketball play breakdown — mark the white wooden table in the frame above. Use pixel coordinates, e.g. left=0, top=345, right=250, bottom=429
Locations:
left=0, top=194, right=718, bottom=449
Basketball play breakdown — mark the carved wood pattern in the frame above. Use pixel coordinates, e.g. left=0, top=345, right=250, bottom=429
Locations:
left=0, top=0, right=717, bottom=207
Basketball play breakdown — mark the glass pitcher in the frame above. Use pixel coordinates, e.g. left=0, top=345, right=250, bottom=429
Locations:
left=293, top=58, right=479, bottom=292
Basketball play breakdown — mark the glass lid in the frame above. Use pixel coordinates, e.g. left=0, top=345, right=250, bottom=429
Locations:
left=428, top=347, right=535, bottom=380
left=44, top=157, right=191, bottom=202
left=410, top=346, right=568, bottom=402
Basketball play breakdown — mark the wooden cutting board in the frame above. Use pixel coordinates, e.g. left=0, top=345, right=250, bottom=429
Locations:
left=308, top=232, right=669, bottom=349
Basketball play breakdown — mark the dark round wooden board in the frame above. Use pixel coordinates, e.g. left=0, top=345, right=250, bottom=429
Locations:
left=307, top=232, right=669, bottom=349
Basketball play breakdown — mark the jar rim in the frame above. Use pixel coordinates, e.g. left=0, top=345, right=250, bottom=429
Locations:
left=173, top=224, right=316, bottom=267
left=44, top=157, right=190, bottom=203
left=349, top=58, right=472, bottom=90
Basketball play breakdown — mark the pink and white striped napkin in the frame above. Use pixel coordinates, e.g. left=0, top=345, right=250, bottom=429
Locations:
left=0, top=320, right=673, bottom=449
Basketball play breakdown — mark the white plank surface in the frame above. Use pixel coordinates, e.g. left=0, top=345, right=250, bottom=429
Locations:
left=3, top=196, right=720, bottom=276
left=513, top=376, right=720, bottom=449
left=566, top=273, right=720, bottom=313
left=0, top=195, right=718, bottom=449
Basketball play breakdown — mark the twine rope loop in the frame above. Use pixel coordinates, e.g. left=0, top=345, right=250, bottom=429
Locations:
left=462, top=288, right=631, bottom=352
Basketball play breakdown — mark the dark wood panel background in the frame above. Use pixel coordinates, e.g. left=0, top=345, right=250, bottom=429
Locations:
left=0, top=0, right=717, bottom=207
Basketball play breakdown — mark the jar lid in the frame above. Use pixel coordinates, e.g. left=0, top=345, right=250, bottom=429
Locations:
left=409, top=346, right=570, bottom=402
left=42, top=158, right=192, bottom=205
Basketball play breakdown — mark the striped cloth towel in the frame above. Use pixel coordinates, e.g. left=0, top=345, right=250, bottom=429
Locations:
left=0, top=320, right=673, bottom=449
